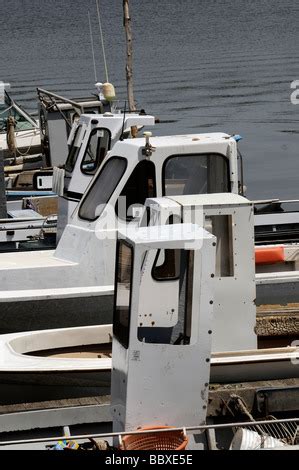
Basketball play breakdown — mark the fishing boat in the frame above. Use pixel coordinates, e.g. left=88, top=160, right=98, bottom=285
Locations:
left=0, top=132, right=249, bottom=333
left=4, top=86, right=109, bottom=193
left=0, top=323, right=297, bottom=406
left=0, top=325, right=111, bottom=405
left=0, top=86, right=106, bottom=253
left=0, top=107, right=155, bottom=252
left=0, top=131, right=298, bottom=339
left=0, top=90, right=41, bottom=162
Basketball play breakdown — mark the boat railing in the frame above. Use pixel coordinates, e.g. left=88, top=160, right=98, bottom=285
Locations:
left=0, top=416, right=297, bottom=448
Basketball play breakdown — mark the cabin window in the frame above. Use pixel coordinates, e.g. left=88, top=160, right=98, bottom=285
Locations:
left=138, top=250, right=194, bottom=345
left=79, top=157, right=127, bottom=221
left=163, top=153, right=230, bottom=196
left=113, top=240, right=133, bottom=349
left=81, top=128, right=111, bottom=175
left=116, top=160, right=156, bottom=221
left=205, top=215, right=234, bottom=277
left=65, top=125, right=83, bottom=172
left=151, top=215, right=181, bottom=281
left=152, top=249, right=181, bottom=281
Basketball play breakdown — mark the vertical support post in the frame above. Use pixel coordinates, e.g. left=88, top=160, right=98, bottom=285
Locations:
left=0, top=148, right=7, bottom=218
left=123, top=0, right=138, bottom=137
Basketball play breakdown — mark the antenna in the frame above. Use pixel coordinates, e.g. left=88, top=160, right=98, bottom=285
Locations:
left=95, top=0, right=109, bottom=84
left=88, top=10, right=98, bottom=83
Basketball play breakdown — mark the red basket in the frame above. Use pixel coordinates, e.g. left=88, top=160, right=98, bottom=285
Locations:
left=121, top=426, right=189, bottom=451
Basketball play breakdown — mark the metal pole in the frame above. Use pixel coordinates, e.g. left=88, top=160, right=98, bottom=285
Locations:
left=123, top=0, right=138, bottom=137
left=96, top=0, right=109, bottom=84
left=37, top=88, right=84, bottom=115
left=123, top=0, right=136, bottom=112
left=0, top=417, right=298, bottom=447
left=88, top=10, right=98, bottom=83
left=0, top=148, right=7, bottom=218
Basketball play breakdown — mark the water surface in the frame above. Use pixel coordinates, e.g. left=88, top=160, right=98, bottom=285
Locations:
left=0, top=0, right=298, bottom=199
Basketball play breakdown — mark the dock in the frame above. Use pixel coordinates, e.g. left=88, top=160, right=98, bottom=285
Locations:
left=0, top=378, right=297, bottom=437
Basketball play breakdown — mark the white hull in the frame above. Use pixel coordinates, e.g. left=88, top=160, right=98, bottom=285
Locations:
left=0, top=325, right=297, bottom=405
left=0, top=286, right=113, bottom=334
left=0, top=325, right=112, bottom=404
left=211, top=348, right=299, bottom=382
left=0, top=129, right=41, bottom=158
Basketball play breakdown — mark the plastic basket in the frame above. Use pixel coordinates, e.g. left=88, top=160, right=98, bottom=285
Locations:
left=121, top=426, right=189, bottom=451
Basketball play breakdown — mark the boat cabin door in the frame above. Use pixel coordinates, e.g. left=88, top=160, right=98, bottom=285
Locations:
left=111, top=223, right=216, bottom=445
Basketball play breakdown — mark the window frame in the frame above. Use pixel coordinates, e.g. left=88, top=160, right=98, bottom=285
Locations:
left=205, top=214, right=234, bottom=277
left=0, top=106, right=36, bottom=134
left=65, top=124, right=84, bottom=173
left=138, top=249, right=194, bottom=345
left=80, top=127, right=112, bottom=176
left=162, top=152, right=231, bottom=196
left=113, top=239, right=134, bottom=350
left=151, top=249, right=181, bottom=282
left=78, top=156, right=128, bottom=222
left=116, top=159, right=157, bottom=223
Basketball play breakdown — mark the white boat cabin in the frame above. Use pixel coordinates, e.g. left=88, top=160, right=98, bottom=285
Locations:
left=145, top=193, right=257, bottom=352
left=0, top=133, right=245, bottom=336
left=57, top=112, right=155, bottom=240
left=0, top=132, right=238, bottom=290
left=111, top=223, right=216, bottom=440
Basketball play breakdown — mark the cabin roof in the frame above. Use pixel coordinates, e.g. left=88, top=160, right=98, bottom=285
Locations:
left=160, top=193, right=251, bottom=207
left=79, top=113, right=155, bottom=126
left=119, top=223, right=215, bottom=247
left=114, top=132, right=233, bottom=149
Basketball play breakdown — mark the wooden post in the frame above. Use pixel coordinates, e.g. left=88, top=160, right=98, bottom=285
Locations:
left=123, top=0, right=138, bottom=138
left=0, top=148, right=7, bottom=218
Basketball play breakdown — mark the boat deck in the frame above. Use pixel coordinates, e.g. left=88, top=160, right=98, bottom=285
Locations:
left=29, top=343, right=112, bottom=359
left=0, top=249, right=73, bottom=270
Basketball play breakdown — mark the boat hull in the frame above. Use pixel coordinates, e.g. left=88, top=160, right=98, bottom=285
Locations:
left=0, top=295, right=113, bottom=334
left=0, top=370, right=110, bottom=406
left=0, top=359, right=297, bottom=406
left=0, top=323, right=297, bottom=406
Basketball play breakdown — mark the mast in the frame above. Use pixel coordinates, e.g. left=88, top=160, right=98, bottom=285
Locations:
left=123, top=0, right=136, bottom=112
left=123, top=0, right=138, bottom=137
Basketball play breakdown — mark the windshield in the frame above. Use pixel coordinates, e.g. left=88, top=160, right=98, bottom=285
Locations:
left=79, top=156, right=127, bottom=221
left=81, top=128, right=111, bottom=175
left=163, top=153, right=230, bottom=196
left=65, top=125, right=83, bottom=173
left=0, top=92, right=36, bottom=133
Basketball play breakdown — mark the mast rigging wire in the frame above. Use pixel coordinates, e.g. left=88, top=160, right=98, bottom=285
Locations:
left=88, top=10, right=98, bottom=83
left=95, top=0, right=109, bottom=83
